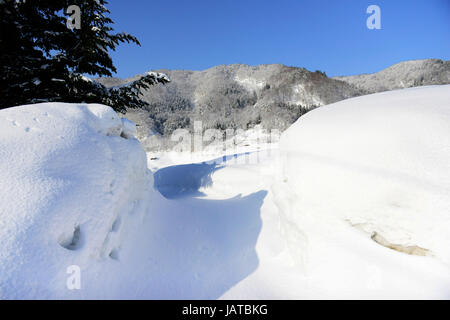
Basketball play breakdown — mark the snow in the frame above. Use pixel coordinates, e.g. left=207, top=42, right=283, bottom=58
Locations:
left=0, top=103, right=151, bottom=299
left=120, top=117, right=137, bottom=139
left=109, top=71, right=170, bottom=91
left=234, top=75, right=265, bottom=92
left=146, top=124, right=280, bottom=170
left=334, top=59, right=450, bottom=93
left=291, top=83, right=323, bottom=106
left=278, top=85, right=450, bottom=262
left=270, top=85, right=450, bottom=298
left=148, top=85, right=450, bottom=299
left=1, top=85, right=449, bottom=299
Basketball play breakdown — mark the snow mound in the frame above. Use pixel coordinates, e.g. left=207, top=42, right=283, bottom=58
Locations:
left=0, top=103, right=151, bottom=299
left=276, top=85, right=450, bottom=267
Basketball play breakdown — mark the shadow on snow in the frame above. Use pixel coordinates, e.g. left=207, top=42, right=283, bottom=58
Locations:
left=153, top=152, right=256, bottom=199
left=144, top=153, right=266, bottom=299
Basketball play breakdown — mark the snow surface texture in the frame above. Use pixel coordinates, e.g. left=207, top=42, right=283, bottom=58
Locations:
left=272, top=85, right=450, bottom=298
left=0, top=103, right=151, bottom=299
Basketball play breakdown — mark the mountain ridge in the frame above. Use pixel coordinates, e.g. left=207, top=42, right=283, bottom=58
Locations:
left=333, top=59, right=450, bottom=93
left=97, top=59, right=449, bottom=150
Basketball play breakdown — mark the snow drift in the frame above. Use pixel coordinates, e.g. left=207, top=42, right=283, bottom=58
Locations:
left=273, top=85, right=450, bottom=298
left=0, top=103, right=151, bottom=299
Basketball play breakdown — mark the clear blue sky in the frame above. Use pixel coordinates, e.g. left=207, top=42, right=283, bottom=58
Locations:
left=106, top=0, right=450, bottom=78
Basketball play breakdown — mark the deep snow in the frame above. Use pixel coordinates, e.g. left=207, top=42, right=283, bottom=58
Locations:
left=0, top=85, right=449, bottom=299
left=0, top=103, right=151, bottom=298
left=271, top=85, right=450, bottom=298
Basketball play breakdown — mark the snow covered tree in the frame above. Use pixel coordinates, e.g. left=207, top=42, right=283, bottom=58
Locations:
left=0, top=0, right=169, bottom=112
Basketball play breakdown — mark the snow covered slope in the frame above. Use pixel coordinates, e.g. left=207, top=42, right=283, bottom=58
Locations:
left=99, top=64, right=365, bottom=144
left=0, top=103, right=151, bottom=299
left=334, top=59, right=450, bottom=93
left=98, top=59, right=449, bottom=149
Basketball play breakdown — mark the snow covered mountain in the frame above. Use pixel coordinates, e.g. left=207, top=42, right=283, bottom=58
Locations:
left=334, top=59, right=450, bottom=93
left=98, top=59, right=449, bottom=147
left=98, top=64, right=365, bottom=143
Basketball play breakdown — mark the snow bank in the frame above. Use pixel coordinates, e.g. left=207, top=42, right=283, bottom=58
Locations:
left=0, top=103, right=151, bottom=299
left=273, top=85, right=450, bottom=298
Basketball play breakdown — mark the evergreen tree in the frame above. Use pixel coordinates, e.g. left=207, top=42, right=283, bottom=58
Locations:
left=0, top=0, right=169, bottom=112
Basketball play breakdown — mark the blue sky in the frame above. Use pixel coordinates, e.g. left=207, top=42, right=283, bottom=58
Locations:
left=106, top=0, right=450, bottom=78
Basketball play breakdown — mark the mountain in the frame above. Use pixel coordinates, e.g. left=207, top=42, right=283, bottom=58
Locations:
left=97, top=64, right=365, bottom=144
left=333, top=59, right=450, bottom=93
left=97, top=59, right=449, bottom=149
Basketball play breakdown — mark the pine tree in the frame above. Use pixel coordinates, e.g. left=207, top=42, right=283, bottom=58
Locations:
left=0, top=0, right=169, bottom=113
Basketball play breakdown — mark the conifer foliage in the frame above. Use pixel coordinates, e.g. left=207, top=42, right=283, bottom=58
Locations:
left=0, top=0, right=169, bottom=112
